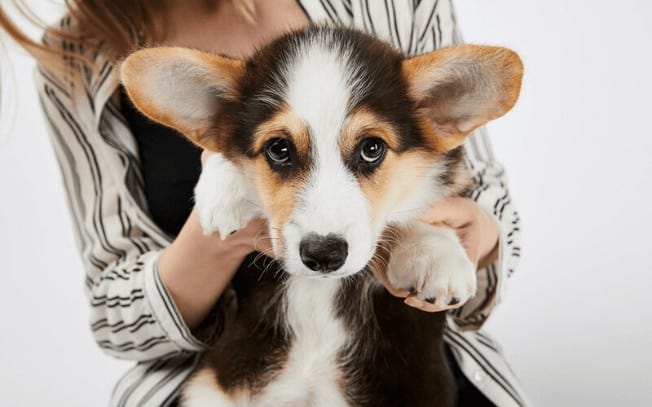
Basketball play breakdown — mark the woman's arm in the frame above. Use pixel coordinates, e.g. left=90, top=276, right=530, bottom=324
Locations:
left=448, top=129, right=521, bottom=329
left=159, top=212, right=268, bottom=330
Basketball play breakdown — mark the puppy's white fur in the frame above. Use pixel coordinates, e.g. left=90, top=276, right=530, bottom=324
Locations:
left=194, top=153, right=263, bottom=238
left=183, top=278, right=348, bottom=407
left=281, top=44, right=376, bottom=278
left=386, top=222, right=477, bottom=307
left=255, top=278, right=348, bottom=406
left=183, top=369, right=234, bottom=406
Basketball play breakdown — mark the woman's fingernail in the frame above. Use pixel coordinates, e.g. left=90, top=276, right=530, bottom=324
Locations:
left=395, top=289, right=410, bottom=297
left=405, top=297, right=420, bottom=307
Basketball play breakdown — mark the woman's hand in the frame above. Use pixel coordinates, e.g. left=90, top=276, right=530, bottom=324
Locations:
left=159, top=213, right=272, bottom=330
left=420, top=197, right=500, bottom=271
left=375, top=197, right=500, bottom=313
left=200, top=149, right=212, bottom=164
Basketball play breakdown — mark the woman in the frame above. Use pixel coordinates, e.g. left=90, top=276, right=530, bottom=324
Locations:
left=2, top=0, right=527, bottom=405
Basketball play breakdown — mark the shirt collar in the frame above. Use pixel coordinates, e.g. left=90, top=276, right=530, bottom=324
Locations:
left=91, top=55, right=120, bottom=127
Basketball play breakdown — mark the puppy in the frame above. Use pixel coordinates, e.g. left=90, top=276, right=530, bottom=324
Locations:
left=122, top=26, right=522, bottom=407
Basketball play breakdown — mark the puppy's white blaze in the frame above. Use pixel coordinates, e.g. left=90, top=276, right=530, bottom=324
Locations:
left=282, top=43, right=375, bottom=276
left=288, top=162, right=374, bottom=276
left=286, top=43, right=350, bottom=137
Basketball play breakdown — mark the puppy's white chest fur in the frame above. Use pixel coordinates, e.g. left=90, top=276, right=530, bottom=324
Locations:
left=255, top=278, right=348, bottom=406
left=183, top=278, right=349, bottom=407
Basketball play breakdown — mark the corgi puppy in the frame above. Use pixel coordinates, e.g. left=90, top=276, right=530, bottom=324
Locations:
left=122, top=26, right=522, bottom=407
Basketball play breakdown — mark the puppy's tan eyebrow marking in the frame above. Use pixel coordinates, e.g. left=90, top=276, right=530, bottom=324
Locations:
left=339, top=107, right=401, bottom=155
left=252, top=105, right=311, bottom=158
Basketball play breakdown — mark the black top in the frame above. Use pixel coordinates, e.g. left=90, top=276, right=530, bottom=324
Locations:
left=120, top=86, right=202, bottom=237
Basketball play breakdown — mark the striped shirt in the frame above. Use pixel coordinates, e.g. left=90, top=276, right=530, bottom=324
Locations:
left=35, top=0, right=528, bottom=405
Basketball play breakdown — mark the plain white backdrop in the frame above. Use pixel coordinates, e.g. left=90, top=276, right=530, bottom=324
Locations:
left=1, top=0, right=651, bottom=405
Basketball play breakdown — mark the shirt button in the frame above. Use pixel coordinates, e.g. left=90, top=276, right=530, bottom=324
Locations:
left=473, top=370, right=485, bottom=382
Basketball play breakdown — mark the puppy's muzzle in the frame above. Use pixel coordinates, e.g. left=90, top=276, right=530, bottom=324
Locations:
left=299, top=233, right=348, bottom=273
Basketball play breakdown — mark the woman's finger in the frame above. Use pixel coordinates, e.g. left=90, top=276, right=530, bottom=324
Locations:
left=404, top=295, right=467, bottom=312
left=371, top=266, right=410, bottom=298
left=420, top=197, right=473, bottom=227
left=253, top=226, right=274, bottom=254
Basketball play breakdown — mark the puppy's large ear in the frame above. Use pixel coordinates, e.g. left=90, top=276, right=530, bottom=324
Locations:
left=403, top=45, right=523, bottom=151
left=121, top=47, right=244, bottom=151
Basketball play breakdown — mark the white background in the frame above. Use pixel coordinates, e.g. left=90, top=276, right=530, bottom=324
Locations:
left=1, top=0, right=651, bottom=406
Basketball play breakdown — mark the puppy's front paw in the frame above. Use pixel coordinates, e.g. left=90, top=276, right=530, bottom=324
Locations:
left=195, top=153, right=263, bottom=238
left=386, top=223, right=477, bottom=307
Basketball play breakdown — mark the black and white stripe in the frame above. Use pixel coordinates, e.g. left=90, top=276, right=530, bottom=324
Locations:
left=36, top=0, right=526, bottom=405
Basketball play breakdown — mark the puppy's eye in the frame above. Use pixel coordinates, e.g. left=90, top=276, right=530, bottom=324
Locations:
left=265, top=138, right=292, bottom=166
left=359, top=137, right=386, bottom=165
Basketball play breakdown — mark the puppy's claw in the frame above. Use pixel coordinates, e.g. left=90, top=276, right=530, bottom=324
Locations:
left=386, top=223, right=477, bottom=311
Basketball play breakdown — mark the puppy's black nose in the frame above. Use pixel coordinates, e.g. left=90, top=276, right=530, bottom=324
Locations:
left=299, top=233, right=348, bottom=273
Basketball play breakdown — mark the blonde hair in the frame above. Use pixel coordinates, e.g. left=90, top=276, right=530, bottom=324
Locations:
left=0, top=0, right=255, bottom=120
left=1, top=0, right=256, bottom=65
left=0, top=2, right=50, bottom=59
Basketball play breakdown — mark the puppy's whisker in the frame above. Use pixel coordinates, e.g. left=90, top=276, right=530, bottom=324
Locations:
left=389, top=206, right=429, bottom=215
left=250, top=245, right=278, bottom=266
left=244, top=199, right=264, bottom=209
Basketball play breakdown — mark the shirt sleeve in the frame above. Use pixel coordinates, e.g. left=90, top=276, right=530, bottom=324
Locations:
left=450, top=128, right=522, bottom=330
left=413, top=0, right=522, bottom=329
left=35, top=68, right=208, bottom=361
